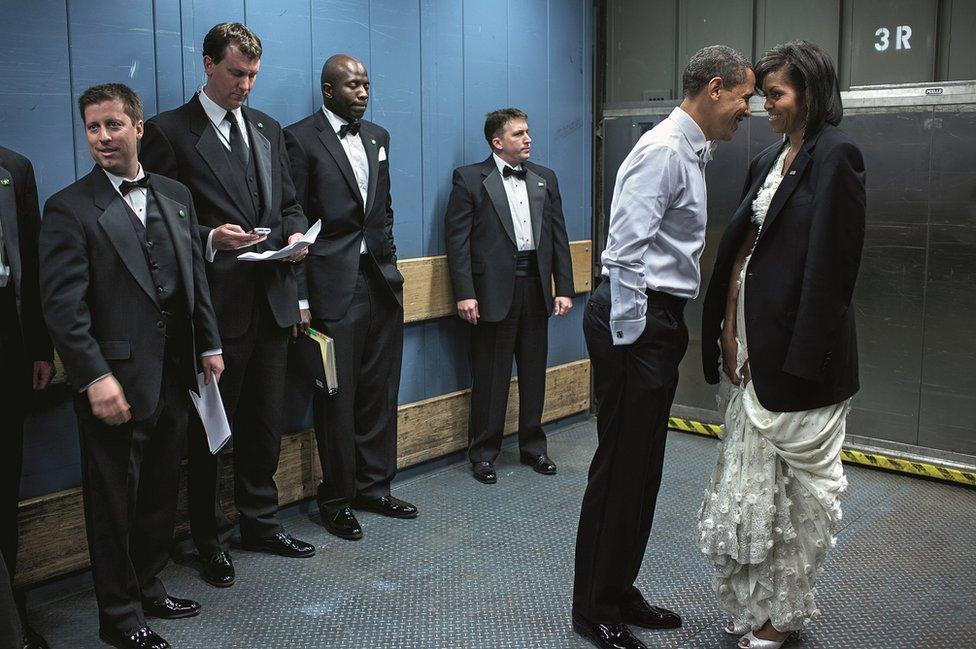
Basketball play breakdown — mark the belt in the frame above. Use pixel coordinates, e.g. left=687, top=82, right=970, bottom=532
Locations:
left=643, top=287, right=686, bottom=313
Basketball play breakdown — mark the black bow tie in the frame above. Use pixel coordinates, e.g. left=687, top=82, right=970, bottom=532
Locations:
left=119, top=176, right=150, bottom=196
left=337, top=121, right=361, bottom=139
left=503, top=165, right=526, bottom=180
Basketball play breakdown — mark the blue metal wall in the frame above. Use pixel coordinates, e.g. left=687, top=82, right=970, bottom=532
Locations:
left=0, top=0, right=592, bottom=497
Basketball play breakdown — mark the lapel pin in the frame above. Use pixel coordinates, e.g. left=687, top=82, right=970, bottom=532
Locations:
left=0, top=178, right=10, bottom=186
left=789, top=170, right=796, bottom=175
left=257, top=122, right=264, bottom=129
left=538, top=181, right=545, bottom=186
left=371, top=139, right=376, bottom=145
left=178, top=209, right=186, bottom=218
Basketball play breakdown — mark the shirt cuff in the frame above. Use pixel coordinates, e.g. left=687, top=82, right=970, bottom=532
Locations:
left=610, top=317, right=646, bottom=346
left=81, top=372, right=112, bottom=392
left=201, top=349, right=222, bottom=357
left=206, top=230, right=217, bottom=263
left=298, top=300, right=310, bottom=311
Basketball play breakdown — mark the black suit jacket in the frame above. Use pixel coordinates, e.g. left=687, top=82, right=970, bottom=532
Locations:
left=701, top=124, right=866, bottom=412
left=39, top=168, right=221, bottom=420
left=283, top=111, right=402, bottom=321
left=140, top=95, right=307, bottom=337
left=444, top=157, right=574, bottom=322
left=0, top=145, right=52, bottom=363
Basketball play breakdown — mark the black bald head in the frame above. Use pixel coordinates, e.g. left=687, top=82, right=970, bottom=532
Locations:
left=321, top=54, right=369, bottom=122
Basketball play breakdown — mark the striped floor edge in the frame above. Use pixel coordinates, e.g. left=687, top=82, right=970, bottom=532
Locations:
left=668, top=416, right=976, bottom=488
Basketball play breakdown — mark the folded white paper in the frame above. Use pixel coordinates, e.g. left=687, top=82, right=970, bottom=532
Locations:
left=237, top=219, right=321, bottom=262
left=189, top=372, right=232, bottom=454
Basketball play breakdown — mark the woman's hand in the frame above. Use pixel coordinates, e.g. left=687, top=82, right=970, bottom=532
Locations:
left=721, top=330, right=740, bottom=385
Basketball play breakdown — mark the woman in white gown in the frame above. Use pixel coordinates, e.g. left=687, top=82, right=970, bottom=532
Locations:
left=698, top=41, right=866, bottom=649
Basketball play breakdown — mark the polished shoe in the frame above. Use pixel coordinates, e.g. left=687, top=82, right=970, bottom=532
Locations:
left=738, top=630, right=796, bottom=648
left=726, top=618, right=752, bottom=635
left=620, top=593, right=681, bottom=629
left=242, top=531, right=316, bottom=557
left=22, top=624, right=49, bottom=649
left=572, top=614, right=647, bottom=649
left=472, top=461, right=497, bottom=484
left=142, top=596, right=201, bottom=620
left=352, top=495, right=418, bottom=519
left=322, top=506, right=363, bottom=540
left=520, top=453, right=557, bottom=475
left=200, top=550, right=235, bottom=588
left=98, top=626, right=170, bottom=649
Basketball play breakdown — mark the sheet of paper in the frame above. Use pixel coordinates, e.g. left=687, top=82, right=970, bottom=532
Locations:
left=189, top=372, right=232, bottom=454
left=237, top=219, right=321, bottom=262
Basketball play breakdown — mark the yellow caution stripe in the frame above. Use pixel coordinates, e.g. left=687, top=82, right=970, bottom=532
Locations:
left=668, top=416, right=976, bottom=488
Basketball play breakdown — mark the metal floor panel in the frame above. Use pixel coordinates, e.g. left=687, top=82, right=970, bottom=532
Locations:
left=31, top=419, right=976, bottom=648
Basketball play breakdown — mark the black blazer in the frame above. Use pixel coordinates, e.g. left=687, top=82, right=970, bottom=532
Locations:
left=283, top=111, right=402, bottom=321
left=39, top=168, right=221, bottom=420
left=0, top=145, right=53, bottom=363
left=140, top=95, right=307, bottom=338
left=444, top=157, right=574, bottom=322
left=701, top=124, right=866, bottom=412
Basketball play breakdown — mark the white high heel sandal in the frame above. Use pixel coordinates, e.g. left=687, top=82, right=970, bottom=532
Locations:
left=737, top=630, right=795, bottom=649
left=725, top=619, right=751, bottom=635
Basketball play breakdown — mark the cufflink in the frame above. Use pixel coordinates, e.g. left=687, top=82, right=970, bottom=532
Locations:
left=0, top=178, right=9, bottom=185
left=178, top=209, right=187, bottom=218
left=615, top=330, right=623, bottom=338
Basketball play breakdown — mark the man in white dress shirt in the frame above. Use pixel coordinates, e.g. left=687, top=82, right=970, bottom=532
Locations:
left=572, top=46, right=755, bottom=649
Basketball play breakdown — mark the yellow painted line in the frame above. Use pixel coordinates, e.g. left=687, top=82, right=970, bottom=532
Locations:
left=668, top=416, right=976, bottom=488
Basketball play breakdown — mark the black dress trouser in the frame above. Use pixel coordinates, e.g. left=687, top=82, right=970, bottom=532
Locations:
left=313, top=256, right=403, bottom=513
left=573, top=280, right=688, bottom=623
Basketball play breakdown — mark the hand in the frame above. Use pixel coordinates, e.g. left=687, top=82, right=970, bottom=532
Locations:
left=292, top=308, right=311, bottom=338
left=553, top=296, right=573, bottom=316
left=721, top=332, right=740, bottom=385
left=740, top=358, right=751, bottom=386
left=211, top=224, right=267, bottom=251
left=87, top=375, right=131, bottom=426
left=32, top=361, right=55, bottom=391
left=457, top=299, right=479, bottom=325
left=283, top=233, right=308, bottom=263
left=201, top=354, right=224, bottom=385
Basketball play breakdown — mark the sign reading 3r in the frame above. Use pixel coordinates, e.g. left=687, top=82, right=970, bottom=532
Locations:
left=874, top=25, right=912, bottom=51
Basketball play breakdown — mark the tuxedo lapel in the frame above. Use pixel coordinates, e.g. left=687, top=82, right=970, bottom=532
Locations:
left=481, top=159, right=517, bottom=246
left=524, top=167, right=546, bottom=247
left=314, top=112, right=364, bottom=212
left=152, top=183, right=195, bottom=311
left=91, top=170, right=157, bottom=304
left=189, top=98, right=255, bottom=226
left=0, top=163, right=22, bottom=288
left=361, top=123, right=379, bottom=218
left=245, top=110, right=274, bottom=225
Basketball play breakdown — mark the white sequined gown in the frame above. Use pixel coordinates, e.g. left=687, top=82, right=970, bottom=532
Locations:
left=698, top=146, right=849, bottom=632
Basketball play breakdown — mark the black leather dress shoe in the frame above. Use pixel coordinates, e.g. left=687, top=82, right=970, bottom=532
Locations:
left=572, top=615, right=647, bottom=649
left=22, top=624, right=49, bottom=649
left=621, top=591, right=681, bottom=629
left=142, top=596, right=201, bottom=620
left=322, top=506, right=363, bottom=540
left=352, top=495, right=418, bottom=519
left=520, top=453, right=557, bottom=475
left=200, top=550, right=235, bottom=588
left=98, top=626, right=170, bottom=649
left=242, top=531, right=316, bottom=557
left=472, top=461, right=497, bottom=484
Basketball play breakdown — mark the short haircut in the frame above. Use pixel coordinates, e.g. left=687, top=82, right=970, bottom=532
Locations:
left=78, top=83, right=143, bottom=124
left=755, top=39, right=843, bottom=134
left=484, top=108, right=528, bottom=144
left=203, top=22, right=262, bottom=64
left=681, top=45, right=751, bottom=98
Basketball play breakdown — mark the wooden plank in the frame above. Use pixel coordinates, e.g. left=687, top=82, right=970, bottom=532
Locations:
left=14, top=359, right=590, bottom=586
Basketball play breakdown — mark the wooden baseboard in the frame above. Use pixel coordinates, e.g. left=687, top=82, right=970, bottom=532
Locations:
left=14, top=359, right=590, bottom=586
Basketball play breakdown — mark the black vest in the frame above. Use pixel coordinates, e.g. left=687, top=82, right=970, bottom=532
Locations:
left=224, top=126, right=264, bottom=222
left=123, top=192, right=187, bottom=326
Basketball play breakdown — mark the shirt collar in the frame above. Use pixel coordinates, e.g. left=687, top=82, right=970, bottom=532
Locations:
left=103, top=164, right=145, bottom=196
left=199, top=87, right=243, bottom=128
left=669, top=106, right=711, bottom=161
left=492, top=153, right=523, bottom=175
left=322, top=106, right=350, bottom=134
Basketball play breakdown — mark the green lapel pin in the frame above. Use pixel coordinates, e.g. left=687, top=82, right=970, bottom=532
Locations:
left=257, top=122, right=264, bottom=129
left=371, top=139, right=376, bottom=145
left=178, top=209, right=186, bottom=218
left=538, top=181, right=545, bottom=187
left=0, top=178, right=10, bottom=186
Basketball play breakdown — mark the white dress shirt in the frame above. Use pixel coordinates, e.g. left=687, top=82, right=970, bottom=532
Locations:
left=602, top=106, right=712, bottom=345
left=322, top=106, right=369, bottom=254
left=492, top=153, right=535, bottom=251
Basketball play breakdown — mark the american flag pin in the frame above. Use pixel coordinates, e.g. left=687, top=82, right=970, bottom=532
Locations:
left=789, top=170, right=797, bottom=175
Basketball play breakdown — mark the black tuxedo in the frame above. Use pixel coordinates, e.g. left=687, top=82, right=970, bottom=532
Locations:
left=284, top=111, right=404, bottom=510
left=702, top=124, right=865, bottom=412
left=0, top=146, right=53, bottom=630
left=39, top=168, right=220, bottom=634
left=444, top=157, right=574, bottom=462
left=141, top=95, right=309, bottom=554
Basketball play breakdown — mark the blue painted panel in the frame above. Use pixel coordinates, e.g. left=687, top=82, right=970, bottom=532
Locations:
left=581, top=0, right=593, bottom=240
left=370, top=0, right=423, bottom=259
left=310, top=0, right=373, bottom=121
left=153, top=0, right=185, bottom=111
left=180, top=0, right=245, bottom=101
left=547, top=295, right=587, bottom=366
left=67, top=0, right=157, bottom=177
left=419, top=0, right=464, bottom=257
left=400, top=323, right=427, bottom=404
left=462, top=0, right=508, bottom=162
left=246, top=0, right=314, bottom=126
left=423, top=318, right=472, bottom=395
left=508, top=0, right=549, bottom=168
left=0, top=0, right=76, bottom=203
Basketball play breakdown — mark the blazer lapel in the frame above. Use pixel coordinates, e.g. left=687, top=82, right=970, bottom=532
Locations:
left=189, top=98, right=255, bottom=226
left=245, top=110, right=274, bottom=225
left=757, top=139, right=814, bottom=244
left=91, top=170, right=157, bottom=304
left=0, top=164, right=22, bottom=289
left=362, top=123, right=379, bottom=218
left=314, top=112, right=364, bottom=212
left=152, top=182, right=195, bottom=311
left=524, top=167, right=546, bottom=247
left=481, top=158, right=517, bottom=246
